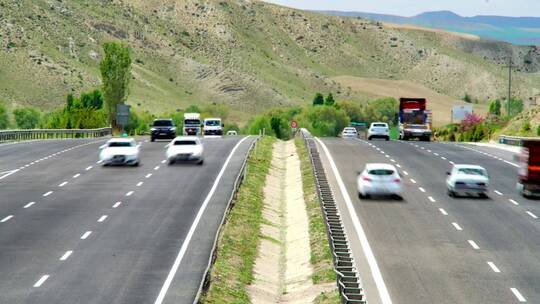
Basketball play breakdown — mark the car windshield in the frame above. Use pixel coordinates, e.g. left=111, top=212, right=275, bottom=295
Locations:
left=174, top=140, right=197, bottom=146
left=373, top=124, right=387, bottom=128
left=108, top=142, right=134, bottom=147
left=368, top=169, right=395, bottom=176
left=185, top=119, right=200, bottom=125
left=205, top=120, right=221, bottom=126
left=153, top=120, right=173, bottom=127
left=458, top=168, right=487, bottom=176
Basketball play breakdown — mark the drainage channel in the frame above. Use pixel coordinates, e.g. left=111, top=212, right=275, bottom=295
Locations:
left=301, top=130, right=367, bottom=304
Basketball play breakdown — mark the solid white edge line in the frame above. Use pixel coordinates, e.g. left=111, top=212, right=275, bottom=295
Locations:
left=60, top=250, right=73, bottom=261
left=33, top=275, right=49, bottom=287
left=487, top=261, right=501, bottom=273
left=316, top=138, right=392, bottom=304
left=154, top=136, right=250, bottom=304
left=468, top=240, right=480, bottom=250
left=1, top=215, right=13, bottom=223
left=510, top=288, right=527, bottom=302
left=0, top=169, right=20, bottom=181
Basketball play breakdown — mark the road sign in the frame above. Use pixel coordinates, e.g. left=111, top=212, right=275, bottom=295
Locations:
left=291, top=120, right=298, bottom=129
left=116, top=104, right=131, bottom=127
left=452, top=105, right=473, bottom=123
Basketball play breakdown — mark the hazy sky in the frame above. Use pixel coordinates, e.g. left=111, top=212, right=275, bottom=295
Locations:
left=263, top=0, right=540, bottom=17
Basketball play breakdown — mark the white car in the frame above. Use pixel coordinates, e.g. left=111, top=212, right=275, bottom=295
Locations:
left=99, top=138, right=140, bottom=166
left=227, top=130, right=238, bottom=136
left=341, top=127, right=358, bottom=138
left=357, top=163, right=403, bottom=199
left=446, top=165, right=489, bottom=198
left=368, top=122, right=390, bottom=141
left=166, top=136, right=204, bottom=165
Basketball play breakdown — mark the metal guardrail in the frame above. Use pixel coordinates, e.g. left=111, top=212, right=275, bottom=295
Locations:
left=195, top=136, right=259, bottom=304
left=499, top=135, right=540, bottom=146
left=301, top=129, right=367, bottom=304
left=0, top=128, right=112, bottom=143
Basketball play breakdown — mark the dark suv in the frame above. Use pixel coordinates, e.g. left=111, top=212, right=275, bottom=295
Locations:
left=150, top=119, right=176, bottom=142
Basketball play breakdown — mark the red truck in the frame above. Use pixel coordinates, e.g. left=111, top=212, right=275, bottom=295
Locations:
left=398, top=98, right=432, bottom=141
left=517, top=140, right=540, bottom=198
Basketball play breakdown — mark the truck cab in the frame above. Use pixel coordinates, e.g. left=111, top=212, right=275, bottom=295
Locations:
left=203, top=118, right=223, bottom=136
left=517, top=140, right=540, bottom=198
left=398, top=98, right=432, bottom=141
left=183, top=113, right=201, bottom=136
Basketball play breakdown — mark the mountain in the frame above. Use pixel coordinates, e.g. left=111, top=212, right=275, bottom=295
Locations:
left=320, top=10, right=540, bottom=46
left=1, top=1, right=540, bottom=126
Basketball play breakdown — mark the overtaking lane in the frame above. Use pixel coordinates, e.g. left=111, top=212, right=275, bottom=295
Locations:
left=370, top=139, right=540, bottom=303
left=320, top=138, right=513, bottom=304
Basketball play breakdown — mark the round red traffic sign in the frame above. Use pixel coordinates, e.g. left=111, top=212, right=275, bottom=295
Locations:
left=291, top=120, right=298, bottom=129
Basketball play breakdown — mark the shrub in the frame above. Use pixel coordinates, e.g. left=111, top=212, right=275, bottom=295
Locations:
left=324, top=93, right=335, bottom=106
left=13, top=107, right=41, bottom=129
left=297, top=106, right=349, bottom=137
left=522, top=121, right=531, bottom=133
left=0, top=102, right=9, bottom=129
left=312, top=93, right=324, bottom=106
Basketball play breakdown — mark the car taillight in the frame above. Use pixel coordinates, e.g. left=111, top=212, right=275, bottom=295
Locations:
left=394, top=178, right=401, bottom=183
left=362, top=176, right=372, bottom=182
left=477, top=182, right=486, bottom=186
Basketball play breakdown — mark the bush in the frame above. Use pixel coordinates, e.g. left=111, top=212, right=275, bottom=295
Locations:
left=0, top=102, right=9, bottom=129
left=364, top=97, right=398, bottom=125
left=13, top=107, right=41, bottom=129
left=337, top=100, right=364, bottom=123
left=324, top=93, right=335, bottom=106
left=522, top=121, right=531, bottom=133
left=463, top=93, right=472, bottom=103
left=297, top=106, right=349, bottom=137
left=488, top=99, right=501, bottom=116
left=312, top=93, right=324, bottom=106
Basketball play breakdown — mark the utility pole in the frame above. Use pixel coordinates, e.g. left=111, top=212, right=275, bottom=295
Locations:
left=505, top=56, right=516, bottom=117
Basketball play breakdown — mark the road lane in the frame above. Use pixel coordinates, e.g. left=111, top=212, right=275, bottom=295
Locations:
left=365, top=139, right=540, bottom=303
left=318, top=138, right=515, bottom=304
left=0, top=136, right=255, bottom=304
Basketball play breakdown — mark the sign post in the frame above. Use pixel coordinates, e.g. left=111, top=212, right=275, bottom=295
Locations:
left=116, top=104, right=131, bottom=136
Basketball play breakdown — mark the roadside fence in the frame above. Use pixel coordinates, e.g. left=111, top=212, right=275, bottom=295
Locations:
left=0, top=128, right=112, bottom=143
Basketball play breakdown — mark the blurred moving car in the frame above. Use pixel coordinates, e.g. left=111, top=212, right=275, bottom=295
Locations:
left=357, top=163, right=402, bottom=199
left=341, top=127, right=358, bottom=138
left=203, top=118, right=224, bottom=136
left=368, top=122, right=390, bottom=141
left=150, top=119, right=176, bottom=142
left=227, top=130, right=238, bottom=136
left=446, top=164, right=489, bottom=198
left=99, top=138, right=140, bottom=166
left=166, top=137, right=204, bottom=165
left=516, top=140, right=540, bottom=198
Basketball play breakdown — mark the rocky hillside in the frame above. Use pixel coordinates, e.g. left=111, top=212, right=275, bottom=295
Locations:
left=1, top=0, right=539, bottom=123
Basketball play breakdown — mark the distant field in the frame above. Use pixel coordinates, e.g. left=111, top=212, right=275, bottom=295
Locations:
left=332, top=76, right=488, bottom=127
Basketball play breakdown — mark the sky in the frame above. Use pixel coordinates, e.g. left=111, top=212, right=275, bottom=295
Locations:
left=262, top=0, right=540, bottom=17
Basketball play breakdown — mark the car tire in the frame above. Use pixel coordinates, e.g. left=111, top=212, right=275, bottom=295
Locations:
left=198, top=160, right=204, bottom=165
left=358, top=192, right=366, bottom=199
left=368, top=136, right=372, bottom=141
left=132, top=162, right=139, bottom=167
left=393, top=194, right=403, bottom=201
left=168, top=159, right=175, bottom=166
left=447, top=189, right=455, bottom=197
left=479, top=193, right=488, bottom=199
left=385, top=136, right=390, bottom=141
left=151, top=137, right=155, bottom=142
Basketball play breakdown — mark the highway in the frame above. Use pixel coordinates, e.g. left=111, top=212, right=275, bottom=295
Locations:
left=317, top=138, right=539, bottom=304
left=0, top=136, right=255, bottom=304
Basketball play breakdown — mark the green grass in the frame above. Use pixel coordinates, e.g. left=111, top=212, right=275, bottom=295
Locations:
left=201, top=136, right=275, bottom=304
left=389, top=126, right=399, bottom=140
left=314, top=290, right=341, bottom=304
left=294, top=138, right=336, bottom=285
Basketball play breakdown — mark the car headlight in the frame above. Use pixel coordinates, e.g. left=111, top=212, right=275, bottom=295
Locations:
left=170, top=127, right=176, bottom=132
left=151, top=128, right=157, bottom=132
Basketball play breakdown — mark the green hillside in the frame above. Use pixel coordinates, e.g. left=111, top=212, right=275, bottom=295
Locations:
left=1, top=0, right=539, bottom=124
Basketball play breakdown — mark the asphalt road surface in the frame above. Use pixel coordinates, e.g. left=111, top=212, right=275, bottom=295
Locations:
left=318, top=138, right=539, bottom=304
left=0, top=136, right=255, bottom=304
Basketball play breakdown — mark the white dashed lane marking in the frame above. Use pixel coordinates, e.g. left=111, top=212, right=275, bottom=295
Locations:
left=410, top=179, right=417, bottom=184
left=73, top=174, right=81, bottom=179
left=487, top=261, right=501, bottom=273
left=419, top=187, right=426, bottom=193
left=43, top=191, right=53, bottom=197
left=58, top=181, right=68, bottom=187
left=468, top=240, right=480, bottom=250
left=136, top=182, right=143, bottom=187
left=439, top=208, right=448, bottom=215
left=511, top=288, right=527, bottom=302
left=113, top=202, right=122, bottom=208
left=1, top=215, right=14, bottom=223
left=452, top=222, right=463, bottom=231
left=154, top=166, right=160, bottom=171
left=526, top=211, right=538, bottom=219
left=126, top=191, right=134, bottom=197
left=24, top=202, right=36, bottom=209
left=85, top=166, right=93, bottom=171
left=509, top=199, right=519, bottom=206
left=145, top=174, right=152, bottom=179
left=60, top=251, right=73, bottom=261
left=428, top=196, right=436, bottom=203
left=33, top=275, right=49, bottom=287
left=98, top=215, right=108, bottom=223
left=494, top=190, right=503, bottom=196
left=80, top=231, right=92, bottom=240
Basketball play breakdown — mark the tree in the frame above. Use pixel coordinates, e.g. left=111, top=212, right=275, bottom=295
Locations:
left=185, top=104, right=201, bottom=113
left=488, top=99, right=501, bottom=116
left=0, top=102, right=9, bottom=129
left=312, top=93, right=324, bottom=106
left=80, top=90, right=104, bottom=109
left=13, top=107, right=41, bottom=129
left=366, top=97, right=398, bottom=125
left=66, top=94, right=75, bottom=111
left=461, top=112, right=484, bottom=130
left=297, top=106, right=349, bottom=136
left=507, top=98, right=524, bottom=118
left=100, top=42, right=132, bottom=129
left=324, top=93, right=335, bottom=106
left=337, top=100, right=364, bottom=123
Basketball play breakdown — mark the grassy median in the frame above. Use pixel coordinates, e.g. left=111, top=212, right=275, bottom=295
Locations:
left=202, top=136, right=275, bottom=304
left=295, top=138, right=339, bottom=302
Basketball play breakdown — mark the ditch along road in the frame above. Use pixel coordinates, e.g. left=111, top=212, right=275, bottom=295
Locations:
left=317, top=138, right=538, bottom=304
left=0, top=136, right=255, bottom=304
